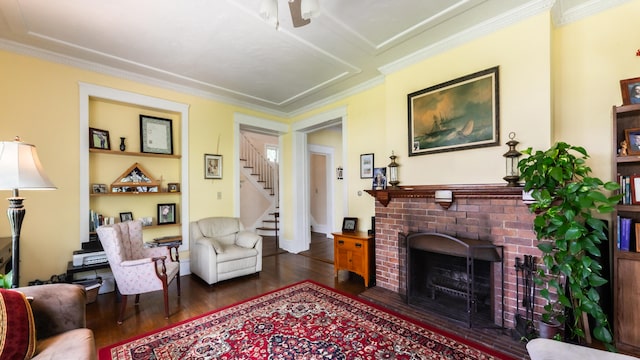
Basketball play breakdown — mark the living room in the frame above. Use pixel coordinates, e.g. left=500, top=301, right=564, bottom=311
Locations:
left=1, top=0, right=639, bottom=358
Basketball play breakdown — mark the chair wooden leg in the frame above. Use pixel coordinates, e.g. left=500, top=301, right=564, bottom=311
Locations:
left=135, top=294, right=140, bottom=305
left=118, top=295, right=127, bottom=325
left=163, top=281, right=169, bottom=319
left=176, top=272, right=181, bottom=297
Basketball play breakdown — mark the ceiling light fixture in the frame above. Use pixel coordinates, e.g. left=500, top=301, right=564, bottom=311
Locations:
left=300, top=0, right=320, bottom=20
left=259, top=0, right=279, bottom=28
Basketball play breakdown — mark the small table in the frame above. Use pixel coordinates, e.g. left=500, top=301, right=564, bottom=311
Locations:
left=333, top=231, right=374, bottom=287
left=146, top=236, right=181, bottom=264
left=66, top=261, right=110, bottom=280
left=147, top=235, right=182, bottom=248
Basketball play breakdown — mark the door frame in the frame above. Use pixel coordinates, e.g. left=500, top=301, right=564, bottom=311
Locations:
left=308, top=145, right=334, bottom=237
left=290, top=106, right=347, bottom=253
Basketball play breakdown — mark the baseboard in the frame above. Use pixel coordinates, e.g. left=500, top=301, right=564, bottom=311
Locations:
left=180, top=259, right=191, bottom=276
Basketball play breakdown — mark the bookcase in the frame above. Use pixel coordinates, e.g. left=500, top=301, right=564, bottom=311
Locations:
left=612, top=104, right=640, bottom=356
left=88, top=99, right=182, bottom=243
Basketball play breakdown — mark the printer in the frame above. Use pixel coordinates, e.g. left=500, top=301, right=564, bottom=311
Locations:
left=72, top=249, right=108, bottom=266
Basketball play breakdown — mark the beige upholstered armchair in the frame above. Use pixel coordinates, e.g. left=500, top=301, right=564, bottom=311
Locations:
left=96, top=220, right=180, bottom=324
left=190, top=217, right=262, bottom=285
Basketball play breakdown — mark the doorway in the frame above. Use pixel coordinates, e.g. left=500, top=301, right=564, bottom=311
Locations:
left=303, top=146, right=335, bottom=263
left=291, top=106, right=347, bottom=254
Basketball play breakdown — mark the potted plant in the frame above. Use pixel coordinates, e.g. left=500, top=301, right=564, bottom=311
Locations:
left=0, top=271, right=12, bottom=289
left=518, top=142, right=620, bottom=351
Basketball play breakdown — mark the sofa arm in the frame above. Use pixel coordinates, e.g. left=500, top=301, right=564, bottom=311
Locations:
left=17, top=283, right=87, bottom=340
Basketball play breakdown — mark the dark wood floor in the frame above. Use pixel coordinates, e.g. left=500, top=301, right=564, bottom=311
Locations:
left=87, top=234, right=529, bottom=359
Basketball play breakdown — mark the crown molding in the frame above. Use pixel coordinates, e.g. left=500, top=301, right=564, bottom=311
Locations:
left=552, top=0, right=633, bottom=26
left=378, top=0, right=554, bottom=75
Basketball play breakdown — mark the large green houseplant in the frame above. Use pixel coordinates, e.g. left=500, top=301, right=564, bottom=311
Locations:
left=518, top=142, right=620, bottom=351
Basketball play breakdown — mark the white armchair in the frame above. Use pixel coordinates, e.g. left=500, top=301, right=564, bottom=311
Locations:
left=190, top=217, right=262, bottom=285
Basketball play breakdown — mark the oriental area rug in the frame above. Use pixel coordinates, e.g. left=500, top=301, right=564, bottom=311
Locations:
left=99, top=280, right=513, bottom=360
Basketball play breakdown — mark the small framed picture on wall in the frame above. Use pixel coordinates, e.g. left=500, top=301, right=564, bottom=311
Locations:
left=204, top=154, right=222, bottom=179
left=119, top=212, right=133, bottom=222
left=620, top=76, right=640, bottom=105
left=157, top=203, right=177, bottom=225
left=89, top=128, right=111, bottom=150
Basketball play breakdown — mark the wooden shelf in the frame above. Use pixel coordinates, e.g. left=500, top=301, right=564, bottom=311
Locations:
left=365, top=184, right=523, bottom=207
left=89, top=148, right=181, bottom=159
left=89, top=223, right=181, bottom=235
left=616, top=155, right=640, bottom=163
left=617, top=204, right=640, bottom=212
left=90, top=191, right=180, bottom=197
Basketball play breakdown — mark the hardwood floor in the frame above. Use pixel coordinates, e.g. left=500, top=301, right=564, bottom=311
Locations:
left=87, top=250, right=364, bottom=350
left=298, top=231, right=334, bottom=263
left=87, top=235, right=529, bottom=359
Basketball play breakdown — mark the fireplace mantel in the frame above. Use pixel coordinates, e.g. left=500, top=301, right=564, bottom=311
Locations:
left=365, top=184, right=524, bottom=206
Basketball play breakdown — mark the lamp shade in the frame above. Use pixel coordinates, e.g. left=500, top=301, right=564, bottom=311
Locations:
left=0, top=139, right=56, bottom=190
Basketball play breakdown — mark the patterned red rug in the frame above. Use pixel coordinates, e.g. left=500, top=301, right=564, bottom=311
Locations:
left=99, top=280, right=514, bottom=359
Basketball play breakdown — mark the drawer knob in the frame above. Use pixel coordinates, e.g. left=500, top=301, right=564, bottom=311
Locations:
left=355, top=243, right=362, bottom=248
left=338, top=240, right=344, bottom=245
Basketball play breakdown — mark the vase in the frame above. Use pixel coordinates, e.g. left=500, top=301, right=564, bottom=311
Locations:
left=119, top=137, right=126, bottom=151
left=537, top=318, right=562, bottom=339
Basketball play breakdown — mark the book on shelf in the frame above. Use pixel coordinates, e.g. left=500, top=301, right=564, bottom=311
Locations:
left=89, top=210, right=114, bottom=232
left=620, top=217, right=632, bottom=251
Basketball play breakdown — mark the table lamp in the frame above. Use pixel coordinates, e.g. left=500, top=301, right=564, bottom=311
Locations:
left=0, top=137, right=56, bottom=287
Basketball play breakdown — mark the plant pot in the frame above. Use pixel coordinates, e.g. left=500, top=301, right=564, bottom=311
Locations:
left=538, top=318, right=562, bottom=339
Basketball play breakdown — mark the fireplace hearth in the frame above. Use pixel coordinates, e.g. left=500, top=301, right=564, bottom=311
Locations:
left=406, top=232, right=504, bottom=328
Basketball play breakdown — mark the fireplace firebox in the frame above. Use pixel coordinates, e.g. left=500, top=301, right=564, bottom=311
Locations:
left=406, top=232, right=504, bottom=328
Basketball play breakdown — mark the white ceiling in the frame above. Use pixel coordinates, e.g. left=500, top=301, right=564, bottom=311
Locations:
left=0, top=0, right=625, bottom=116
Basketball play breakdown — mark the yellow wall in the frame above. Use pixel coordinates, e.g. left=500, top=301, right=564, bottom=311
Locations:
left=1, top=1, right=639, bottom=284
left=553, top=0, right=640, bottom=181
left=0, top=51, right=288, bottom=285
left=386, top=12, right=552, bottom=186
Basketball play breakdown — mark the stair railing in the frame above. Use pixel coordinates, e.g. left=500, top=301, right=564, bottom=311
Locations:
left=240, top=134, right=279, bottom=206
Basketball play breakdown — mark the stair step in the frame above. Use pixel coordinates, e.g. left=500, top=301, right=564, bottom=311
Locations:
left=263, top=220, right=277, bottom=224
left=257, top=226, right=277, bottom=231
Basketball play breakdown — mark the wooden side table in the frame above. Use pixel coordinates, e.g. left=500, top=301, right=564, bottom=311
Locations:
left=332, top=231, right=374, bottom=287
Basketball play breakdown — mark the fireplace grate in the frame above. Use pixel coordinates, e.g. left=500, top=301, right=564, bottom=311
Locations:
left=405, top=232, right=504, bottom=328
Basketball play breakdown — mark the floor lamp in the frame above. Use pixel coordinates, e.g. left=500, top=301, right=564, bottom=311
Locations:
left=0, top=137, right=55, bottom=288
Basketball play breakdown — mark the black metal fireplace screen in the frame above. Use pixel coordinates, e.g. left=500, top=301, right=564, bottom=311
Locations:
left=405, top=232, right=504, bottom=328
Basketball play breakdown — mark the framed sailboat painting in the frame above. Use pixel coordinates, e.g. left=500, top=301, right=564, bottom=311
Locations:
left=408, top=66, right=500, bottom=156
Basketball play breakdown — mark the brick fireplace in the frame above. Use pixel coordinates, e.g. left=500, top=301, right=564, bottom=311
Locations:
left=367, top=184, right=541, bottom=329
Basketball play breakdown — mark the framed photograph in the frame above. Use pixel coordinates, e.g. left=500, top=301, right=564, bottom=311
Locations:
left=408, top=66, right=500, bottom=156
left=119, top=212, right=133, bottom=222
left=91, top=183, right=107, bottom=194
left=360, top=153, right=374, bottom=178
left=89, top=127, right=111, bottom=150
left=167, top=183, right=180, bottom=192
left=625, top=128, right=640, bottom=156
left=342, top=217, right=358, bottom=233
left=140, top=115, right=173, bottom=154
left=157, top=203, right=177, bottom=225
left=620, top=77, right=640, bottom=105
left=631, top=176, right=640, bottom=205
left=204, top=154, right=222, bottom=179
left=372, top=167, right=387, bottom=190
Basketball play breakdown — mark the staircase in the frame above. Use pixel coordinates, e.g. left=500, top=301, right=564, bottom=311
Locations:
left=240, top=133, right=279, bottom=242
left=257, top=211, right=279, bottom=250
left=240, top=133, right=278, bottom=196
